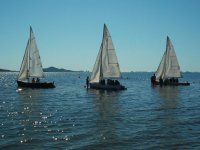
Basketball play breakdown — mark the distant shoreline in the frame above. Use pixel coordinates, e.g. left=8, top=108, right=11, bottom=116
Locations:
left=0, top=69, right=17, bottom=72
left=0, top=67, right=84, bottom=73
left=0, top=68, right=199, bottom=73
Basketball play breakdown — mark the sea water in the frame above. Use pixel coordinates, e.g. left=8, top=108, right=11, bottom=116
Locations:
left=0, top=72, right=200, bottom=149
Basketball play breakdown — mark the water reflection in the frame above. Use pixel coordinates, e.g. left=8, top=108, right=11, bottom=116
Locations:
left=154, top=86, right=187, bottom=148
left=157, top=86, right=180, bottom=101
left=17, top=89, right=44, bottom=144
left=89, top=90, right=120, bottom=144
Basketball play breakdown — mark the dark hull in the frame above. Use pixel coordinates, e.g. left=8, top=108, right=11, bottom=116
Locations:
left=90, top=83, right=127, bottom=90
left=17, top=81, right=55, bottom=88
left=152, top=81, right=190, bottom=86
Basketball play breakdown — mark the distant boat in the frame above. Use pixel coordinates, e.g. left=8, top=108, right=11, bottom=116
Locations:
left=17, top=26, right=55, bottom=88
left=89, top=24, right=126, bottom=90
left=151, top=36, right=189, bottom=86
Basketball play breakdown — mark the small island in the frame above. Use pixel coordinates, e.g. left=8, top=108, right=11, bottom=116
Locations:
left=43, top=67, right=83, bottom=72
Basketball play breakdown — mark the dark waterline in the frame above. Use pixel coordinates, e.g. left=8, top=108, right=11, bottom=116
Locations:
left=0, top=72, right=200, bottom=149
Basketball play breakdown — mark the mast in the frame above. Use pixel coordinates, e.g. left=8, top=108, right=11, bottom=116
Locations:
left=163, top=36, right=169, bottom=79
left=99, top=44, right=103, bottom=80
left=99, top=24, right=106, bottom=80
left=28, top=26, right=31, bottom=80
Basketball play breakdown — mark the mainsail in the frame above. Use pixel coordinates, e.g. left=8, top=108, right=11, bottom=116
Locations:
left=18, top=26, right=44, bottom=81
left=155, top=36, right=181, bottom=81
left=90, top=24, right=121, bottom=83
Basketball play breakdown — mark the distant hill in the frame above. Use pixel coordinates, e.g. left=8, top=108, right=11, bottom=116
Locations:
left=0, top=67, right=82, bottom=72
left=43, top=67, right=78, bottom=72
left=0, top=69, right=16, bottom=72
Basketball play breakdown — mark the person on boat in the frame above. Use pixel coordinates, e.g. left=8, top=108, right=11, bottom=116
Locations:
left=86, top=76, right=89, bottom=89
left=169, top=78, right=173, bottom=84
left=107, top=79, right=111, bottom=85
left=107, top=79, right=114, bottom=85
left=36, top=78, right=40, bottom=83
left=115, top=80, right=120, bottom=85
left=151, top=74, right=156, bottom=85
left=164, top=78, right=169, bottom=85
left=102, top=79, right=105, bottom=85
left=32, top=78, right=35, bottom=83
left=159, top=77, right=163, bottom=87
left=111, top=80, right=114, bottom=85
left=175, top=78, right=179, bottom=83
left=100, top=79, right=105, bottom=85
left=172, top=78, right=175, bottom=84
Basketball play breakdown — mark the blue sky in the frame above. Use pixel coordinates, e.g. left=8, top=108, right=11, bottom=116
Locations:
left=0, top=0, right=200, bottom=72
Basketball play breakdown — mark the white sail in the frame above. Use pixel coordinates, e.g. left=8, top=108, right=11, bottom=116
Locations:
left=18, top=40, right=29, bottom=81
left=155, top=51, right=166, bottom=81
left=90, top=24, right=121, bottom=83
left=155, top=36, right=181, bottom=81
left=29, top=27, right=44, bottom=78
left=89, top=44, right=102, bottom=83
left=18, top=26, right=44, bottom=81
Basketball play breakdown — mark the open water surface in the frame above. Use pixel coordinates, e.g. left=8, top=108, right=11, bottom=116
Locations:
left=0, top=72, right=200, bottom=149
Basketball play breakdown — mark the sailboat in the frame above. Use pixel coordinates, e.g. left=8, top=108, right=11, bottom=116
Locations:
left=17, top=26, right=55, bottom=88
left=151, top=36, right=189, bottom=86
left=89, top=24, right=126, bottom=90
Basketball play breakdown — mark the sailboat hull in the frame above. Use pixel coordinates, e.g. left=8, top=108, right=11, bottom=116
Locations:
left=90, top=83, right=127, bottom=90
left=151, top=81, right=190, bottom=86
left=17, top=81, right=55, bottom=88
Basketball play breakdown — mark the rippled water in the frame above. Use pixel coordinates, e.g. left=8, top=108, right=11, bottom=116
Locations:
left=0, top=72, right=200, bottom=149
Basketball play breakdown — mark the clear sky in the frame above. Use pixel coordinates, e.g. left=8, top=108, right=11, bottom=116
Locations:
left=0, top=0, right=200, bottom=72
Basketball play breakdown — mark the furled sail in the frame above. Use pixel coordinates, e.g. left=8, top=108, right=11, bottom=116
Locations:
left=155, top=36, right=181, bottom=81
left=18, top=26, right=44, bottom=81
left=90, top=24, right=121, bottom=83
